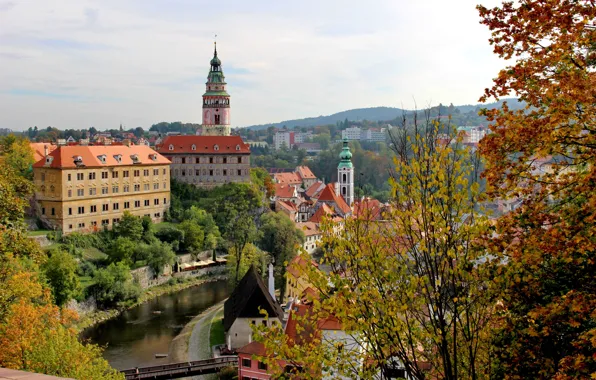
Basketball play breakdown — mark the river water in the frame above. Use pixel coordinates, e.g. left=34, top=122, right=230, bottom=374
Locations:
left=82, top=280, right=230, bottom=370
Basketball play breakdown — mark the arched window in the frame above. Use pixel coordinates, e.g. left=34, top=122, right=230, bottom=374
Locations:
left=343, top=173, right=347, bottom=182
left=236, top=145, right=241, bottom=151
left=214, top=144, right=219, bottom=151
left=169, top=144, right=174, bottom=151
left=50, top=185, right=55, bottom=193
left=191, top=144, right=196, bottom=151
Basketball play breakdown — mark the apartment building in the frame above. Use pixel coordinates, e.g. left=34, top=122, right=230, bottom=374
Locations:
left=274, top=131, right=295, bottom=150
left=157, top=135, right=251, bottom=188
left=33, top=145, right=171, bottom=234
left=341, top=126, right=362, bottom=140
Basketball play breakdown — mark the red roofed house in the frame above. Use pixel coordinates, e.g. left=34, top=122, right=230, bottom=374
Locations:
left=295, top=221, right=321, bottom=254
left=32, top=145, right=171, bottom=234
left=156, top=135, right=250, bottom=188
left=273, top=183, right=299, bottom=204
left=315, top=183, right=351, bottom=217
left=304, top=180, right=325, bottom=201
left=275, top=200, right=298, bottom=222
left=295, top=165, right=317, bottom=188
left=273, top=171, right=302, bottom=187
left=30, top=142, right=57, bottom=163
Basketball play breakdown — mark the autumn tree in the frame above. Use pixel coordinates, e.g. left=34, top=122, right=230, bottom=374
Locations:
left=478, top=1, right=596, bottom=377
left=0, top=135, right=35, bottom=178
left=258, top=118, right=493, bottom=379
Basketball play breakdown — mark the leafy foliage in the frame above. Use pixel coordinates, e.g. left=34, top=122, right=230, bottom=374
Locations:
left=42, top=249, right=81, bottom=306
left=88, top=262, right=141, bottom=308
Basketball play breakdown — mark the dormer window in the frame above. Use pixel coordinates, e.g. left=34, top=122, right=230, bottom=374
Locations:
left=191, top=144, right=196, bottom=151
left=169, top=144, right=174, bottom=151
left=130, top=154, right=140, bottom=164
left=150, top=154, right=158, bottom=161
left=98, top=154, right=107, bottom=164
left=236, top=145, right=241, bottom=151
left=45, top=156, right=53, bottom=165
left=113, top=154, right=122, bottom=163
left=214, top=144, right=219, bottom=151
left=74, top=156, right=84, bottom=167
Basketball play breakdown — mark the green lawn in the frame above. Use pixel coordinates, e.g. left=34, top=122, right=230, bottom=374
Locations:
left=209, top=308, right=225, bottom=348
left=154, top=221, right=179, bottom=231
left=27, top=230, right=52, bottom=237
left=82, top=247, right=108, bottom=262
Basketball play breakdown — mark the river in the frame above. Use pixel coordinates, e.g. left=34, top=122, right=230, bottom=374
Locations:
left=82, top=280, right=230, bottom=370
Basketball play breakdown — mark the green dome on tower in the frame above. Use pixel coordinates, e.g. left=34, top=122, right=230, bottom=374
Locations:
left=338, top=138, right=353, bottom=169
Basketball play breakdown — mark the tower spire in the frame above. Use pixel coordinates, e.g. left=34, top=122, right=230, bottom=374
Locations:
left=214, top=34, right=217, bottom=56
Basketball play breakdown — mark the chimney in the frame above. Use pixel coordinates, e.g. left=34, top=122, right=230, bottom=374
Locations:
left=43, top=144, right=48, bottom=157
left=268, top=263, right=275, bottom=301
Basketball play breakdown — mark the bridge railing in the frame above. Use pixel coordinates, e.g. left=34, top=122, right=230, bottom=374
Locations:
left=122, top=356, right=237, bottom=379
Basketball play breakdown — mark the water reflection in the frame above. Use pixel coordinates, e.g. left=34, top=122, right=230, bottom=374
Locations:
left=82, top=280, right=230, bottom=370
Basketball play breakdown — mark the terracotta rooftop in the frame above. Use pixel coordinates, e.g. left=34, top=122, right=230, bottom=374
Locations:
left=237, top=341, right=267, bottom=356
left=305, top=181, right=325, bottom=198
left=295, top=221, right=320, bottom=237
left=156, top=135, right=250, bottom=154
left=309, top=203, right=336, bottom=224
left=32, top=145, right=170, bottom=169
left=287, top=254, right=318, bottom=279
left=353, top=198, right=385, bottom=220
left=296, top=165, right=316, bottom=180
left=277, top=200, right=297, bottom=212
left=275, top=183, right=296, bottom=198
left=274, top=172, right=302, bottom=185
left=30, top=143, right=57, bottom=163
left=317, top=184, right=351, bottom=214
left=284, top=303, right=342, bottom=346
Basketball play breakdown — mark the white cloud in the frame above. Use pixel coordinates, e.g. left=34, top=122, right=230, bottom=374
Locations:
left=0, top=0, right=506, bottom=130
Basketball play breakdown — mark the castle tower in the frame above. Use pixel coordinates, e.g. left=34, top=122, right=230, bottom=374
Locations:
left=201, top=42, right=231, bottom=136
left=337, top=138, right=354, bottom=206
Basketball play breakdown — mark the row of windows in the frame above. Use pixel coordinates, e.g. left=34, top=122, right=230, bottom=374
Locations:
left=62, top=168, right=167, bottom=182
left=173, top=156, right=243, bottom=164
left=66, top=213, right=161, bottom=230
left=241, top=358, right=267, bottom=371
left=41, top=199, right=168, bottom=216
left=174, top=169, right=247, bottom=177
left=62, top=182, right=167, bottom=197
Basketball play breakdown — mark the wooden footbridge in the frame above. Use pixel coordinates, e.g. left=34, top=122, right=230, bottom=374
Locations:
left=122, top=356, right=237, bottom=379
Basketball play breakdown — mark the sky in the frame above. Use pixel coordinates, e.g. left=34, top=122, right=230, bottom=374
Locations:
left=0, top=0, right=505, bottom=131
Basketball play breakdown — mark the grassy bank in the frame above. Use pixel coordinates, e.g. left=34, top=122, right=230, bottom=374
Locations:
left=209, top=308, right=225, bottom=348
left=76, top=274, right=227, bottom=332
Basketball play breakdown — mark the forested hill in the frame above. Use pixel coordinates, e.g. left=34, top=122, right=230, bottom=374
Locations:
left=244, top=98, right=524, bottom=130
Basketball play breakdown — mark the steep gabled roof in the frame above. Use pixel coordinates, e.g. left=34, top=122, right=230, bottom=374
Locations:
left=295, top=221, right=320, bottom=237
left=296, top=166, right=316, bottom=180
left=309, top=203, right=335, bottom=224
left=32, top=145, right=170, bottom=168
left=353, top=198, right=384, bottom=220
left=30, top=143, right=57, bottom=162
left=156, top=135, right=250, bottom=154
left=275, top=183, right=297, bottom=198
left=224, top=266, right=284, bottom=332
left=305, top=181, right=325, bottom=198
left=317, top=184, right=351, bottom=214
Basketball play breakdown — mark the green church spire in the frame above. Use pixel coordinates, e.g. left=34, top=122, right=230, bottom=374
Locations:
left=338, top=138, right=353, bottom=169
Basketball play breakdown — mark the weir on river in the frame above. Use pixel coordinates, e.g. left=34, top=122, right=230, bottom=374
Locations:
left=82, top=280, right=230, bottom=370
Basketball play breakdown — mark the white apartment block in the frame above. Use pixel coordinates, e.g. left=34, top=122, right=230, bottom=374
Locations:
left=361, top=128, right=387, bottom=142
left=294, top=131, right=313, bottom=144
left=342, top=126, right=362, bottom=140
left=274, top=131, right=295, bottom=150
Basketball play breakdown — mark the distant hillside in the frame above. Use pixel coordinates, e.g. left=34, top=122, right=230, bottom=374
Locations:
left=244, top=99, right=524, bottom=130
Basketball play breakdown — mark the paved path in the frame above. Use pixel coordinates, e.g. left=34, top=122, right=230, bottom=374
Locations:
left=188, top=302, right=225, bottom=380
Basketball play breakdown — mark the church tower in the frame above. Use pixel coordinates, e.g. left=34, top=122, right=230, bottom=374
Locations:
left=337, top=138, right=354, bottom=206
left=201, top=42, right=231, bottom=136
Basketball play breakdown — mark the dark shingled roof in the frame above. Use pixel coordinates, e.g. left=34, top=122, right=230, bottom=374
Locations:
left=223, top=266, right=284, bottom=332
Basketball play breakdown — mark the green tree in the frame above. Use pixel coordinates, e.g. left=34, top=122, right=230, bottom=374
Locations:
left=259, top=212, right=304, bottom=302
left=155, top=225, right=184, bottom=252
left=42, top=249, right=81, bottom=306
left=89, top=262, right=141, bottom=308
left=145, top=241, right=176, bottom=275
left=112, top=211, right=143, bottom=241
left=226, top=243, right=266, bottom=284
left=107, top=237, right=136, bottom=266
left=178, top=220, right=204, bottom=253
left=225, top=212, right=258, bottom=283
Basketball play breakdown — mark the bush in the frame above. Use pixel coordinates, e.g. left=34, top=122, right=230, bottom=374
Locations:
left=88, top=262, right=141, bottom=308
left=155, top=226, right=184, bottom=252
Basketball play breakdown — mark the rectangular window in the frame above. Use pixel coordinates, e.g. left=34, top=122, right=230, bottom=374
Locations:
left=223, top=170, right=227, bottom=176
left=163, top=198, right=167, bottom=204
left=101, top=171, right=108, bottom=179
left=195, top=158, right=200, bottom=164
left=91, top=221, right=97, bottom=227
left=102, top=204, right=109, bottom=212
left=144, top=200, right=149, bottom=206
left=134, top=184, right=140, bottom=192
left=68, top=224, right=73, bottom=230
left=223, top=157, right=227, bottom=164
left=258, top=362, right=267, bottom=370
left=78, top=206, right=85, bottom=214
left=144, top=184, right=149, bottom=191
left=209, top=157, right=214, bottom=164
left=112, top=218, right=120, bottom=224
left=68, top=208, right=72, bottom=215
left=101, top=219, right=109, bottom=226
left=154, top=183, right=159, bottom=190
left=77, top=189, right=84, bottom=197
left=112, top=171, right=119, bottom=179
left=154, top=212, right=161, bottom=218
left=242, top=358, right=251, bottom=368
left=78, top=222, right=85, bottom=228
left=77, top=173, right=84, bottom=181
left=134, top=170, right=140, bottom=177
left=195, top=169, right=200, bottom=176
left=143, top=169, right=149, bottom=176
left=88, top=172, right=96, bottom=180
left=113, top=186, right=119, bottom=193
left=134, top=200, right=140, bottom=208
left=163, top=182, right=167, bottom=189
left=90, top=188, right=97, bottom=196
left=181, top=157, right=186, bottom=164
left=51, top=208, right=55, bottom=216
left=163, top=168, right=166, bottom=175
left=237, top=170, right=242, bottom=176
left=210, top=170, right=214, bottom=176
left=124, top=185, right=130, bottom=193
left=123, top=170, right=129, bottom=178
left=113, top=203, right=119, bottom=210
left=90, top=205, right=97, bottom=213
left=67, top=174, right=72, bottom=181
left=124, top=202, right=130, bottom=209
left=102, top=187, right=108, bottom=195
left=153, top=169, right=158, bottom=176
left=68, top=189, right=72, bottom=197
left=41, top=207, right=45, bottom=215
left=181, top=170, right=186, bottom=176
left=154, top=198, right=159, bottom=205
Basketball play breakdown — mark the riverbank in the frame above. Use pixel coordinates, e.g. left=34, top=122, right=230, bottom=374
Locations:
left=168, top=300, right=225, bottom=363
left=76, top=274, right=227, bottom=332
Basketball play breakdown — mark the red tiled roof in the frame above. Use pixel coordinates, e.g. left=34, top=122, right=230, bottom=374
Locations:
left=277, top=200, right=297, bottom=212
left=305, top=181, right=325, bottom=198
left=287, top=254, right=318, bottom=279
left=275, top=183, right=296, bottom=198
left=32, top=145, right=170, bottom=169
left=30, top=142, right=57, bottom=162
left=309, top=203, right=334, bottom=224
left=296, top=165, right=316, bottom=180
left=317, top=184, right=351, bottom=214
left=296, top=222, right=320, bottom=237
left=274, top=172, right=302, bottom=185
left=156, top=135, right=250, bottom=154
left=353, top=198, right=384, bottom=220
left=284, top=303, right=343, bottom=345
left=237, top=341, right=267, bottom=356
